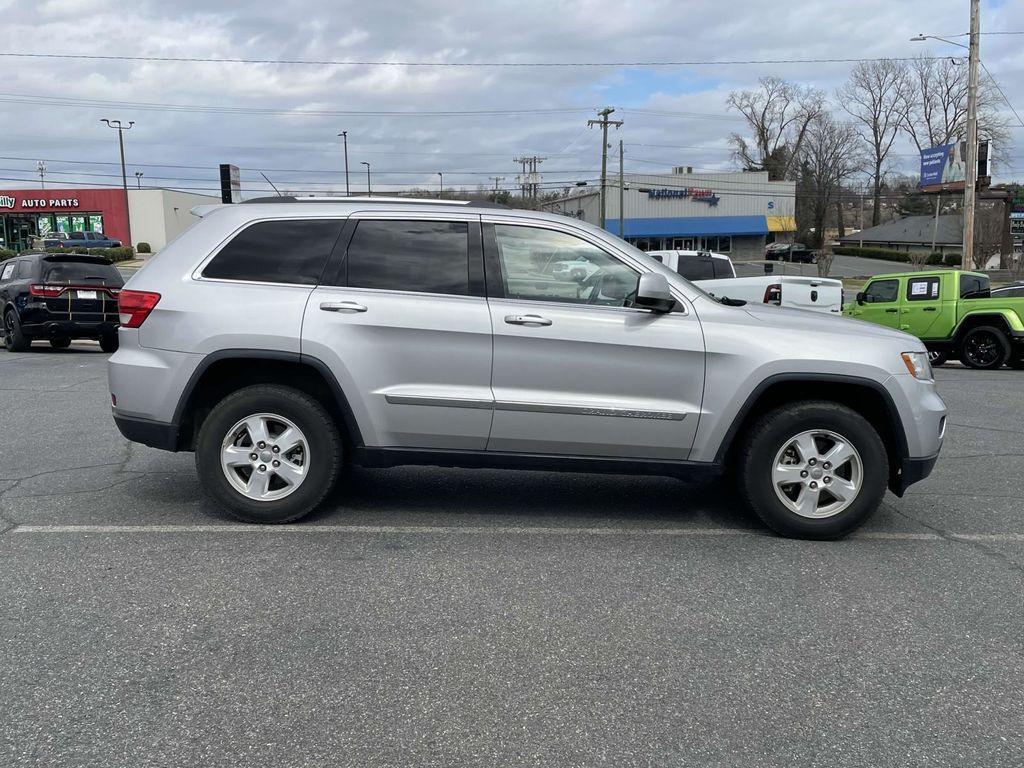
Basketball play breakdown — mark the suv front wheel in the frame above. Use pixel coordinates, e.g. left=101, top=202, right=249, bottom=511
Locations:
left=195, top=384, right=342, bottom=523
left=739, top=401, right=888, bottom=539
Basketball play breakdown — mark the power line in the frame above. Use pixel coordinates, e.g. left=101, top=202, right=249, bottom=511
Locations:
left=0, top=52, right=945, bottom=68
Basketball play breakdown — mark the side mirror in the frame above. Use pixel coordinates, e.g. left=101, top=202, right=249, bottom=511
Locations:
left=856, top=292, right=867, bottom=305
left=634, top=272, right=676, bottom=313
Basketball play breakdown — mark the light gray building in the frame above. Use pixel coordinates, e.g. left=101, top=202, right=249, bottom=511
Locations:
left=542, top=168, right=796, bottom=259
left=837, top=215, right=962, bottom=257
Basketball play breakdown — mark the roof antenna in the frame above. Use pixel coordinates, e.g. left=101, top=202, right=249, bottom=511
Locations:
left=260, top=172, right=283, bottom=197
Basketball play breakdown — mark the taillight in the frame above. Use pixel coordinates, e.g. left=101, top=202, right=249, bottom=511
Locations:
left=763, top=283, right=782, bottom=305
left=29, top=284, right=65, bottom=298
left=118, top=290, right=161, bottom=328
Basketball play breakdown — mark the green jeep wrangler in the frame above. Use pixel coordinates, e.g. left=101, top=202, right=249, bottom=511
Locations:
left=846, top=270, right=1024, bottom=370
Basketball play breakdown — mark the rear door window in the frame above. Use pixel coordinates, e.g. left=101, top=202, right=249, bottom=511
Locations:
left=864, top=279, right=898, bottom=303
left=345, top=219, right=472, bottom=296
left=959, top=273, right=990, bottom=299
left=906, top=276, right=941, bottom=301
left=202, top=219, right=343, bottom=285
left=0, top=262, right=15, bottom=281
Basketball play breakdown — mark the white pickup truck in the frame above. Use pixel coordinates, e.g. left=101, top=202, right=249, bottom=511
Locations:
left=646, top=250, right=844, bottom=314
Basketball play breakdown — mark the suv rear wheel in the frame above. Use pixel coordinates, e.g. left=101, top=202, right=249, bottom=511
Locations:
left=739, top=401, right=888, bottom=539
left=3, top=310, right=30, bottom=352
left=195, top=384, right=342, bottom=523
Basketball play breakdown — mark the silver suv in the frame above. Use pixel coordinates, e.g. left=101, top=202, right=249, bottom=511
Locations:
left=109, top=197, right=946, bottom=538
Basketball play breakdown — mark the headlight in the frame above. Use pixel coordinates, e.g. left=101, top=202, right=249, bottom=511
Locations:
left=901, top=351, right=933, bottom=380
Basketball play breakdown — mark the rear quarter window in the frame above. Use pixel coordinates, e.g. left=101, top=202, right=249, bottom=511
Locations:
left=959, top=273, right=990, bottom=299
left=202, top=219, right=344, bottom=285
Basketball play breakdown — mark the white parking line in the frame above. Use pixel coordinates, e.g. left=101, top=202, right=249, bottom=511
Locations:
left=7, top=524, right=1024, bottom=542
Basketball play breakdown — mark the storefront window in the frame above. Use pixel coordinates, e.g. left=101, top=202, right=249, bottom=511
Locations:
left=717, top=236, right=731, bottom=253
left=88, top=214, right=104, bottom=233
left=70, top=214, right=86, bottom=232
left=55, top=215, right=71, bottom=233
left=36, top=214, right=54, bottom=236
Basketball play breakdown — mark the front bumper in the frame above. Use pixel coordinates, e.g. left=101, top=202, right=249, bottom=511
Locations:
left=890, top=453, right=939, bottom=497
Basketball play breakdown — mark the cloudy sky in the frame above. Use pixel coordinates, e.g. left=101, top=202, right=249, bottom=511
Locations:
left=0, top=0, right=1021, bottom=197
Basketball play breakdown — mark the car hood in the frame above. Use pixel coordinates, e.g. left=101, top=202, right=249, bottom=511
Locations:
left=740, top=302, right=919, bottom=344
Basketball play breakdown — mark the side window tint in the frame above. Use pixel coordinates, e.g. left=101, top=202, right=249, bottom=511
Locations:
left=346, top=220, right=470, bottom=295
left=959, top=273, right=990, bottom=299
left=1, top=263, right=14, bottom=280
left=906, top=277, right=940, bottom=301
left=15, top=261, right=33, bottom=279
left=493, top=225, right=638, bottom=307
left=203, top=219, right=342, bottom=285
left=864, top=279, right=898, bottom=303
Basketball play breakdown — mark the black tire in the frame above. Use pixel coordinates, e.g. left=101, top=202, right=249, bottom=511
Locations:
left=99, top=334, right=118, bottom=353
left=49, top=337, right=71, bottom=349
left=927, top=351, right=948, bottom=367
left=195, top=384, right=342, bottom=524
left=3, top=310, right=30, bottom=352
left=958, top=325, right=1011, bottom=370
left=738, top=401, right=889, bottom=540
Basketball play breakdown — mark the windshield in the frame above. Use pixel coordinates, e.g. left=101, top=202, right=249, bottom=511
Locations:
left=42, top=260, right=123, bottom=286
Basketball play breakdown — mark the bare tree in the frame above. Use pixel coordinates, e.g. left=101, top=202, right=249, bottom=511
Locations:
left=838, top=59, right=909, bottom=226
left=899, top=55, right=1010, bottom=163
left=794, top=113, right=866, bottom=275
left=727, top=77, right=825, bottom=181
left=973, top=202, right=1004, bottom=270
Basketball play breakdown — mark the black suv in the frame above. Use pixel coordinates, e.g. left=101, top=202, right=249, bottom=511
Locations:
left=1, top=252, right=123, bottom=352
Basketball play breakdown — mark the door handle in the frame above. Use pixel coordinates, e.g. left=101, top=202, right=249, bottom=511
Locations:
left=320, top=301, right=367, bottom=313
left=885, top=308, right=898, bottom=313
left=505, top=314, right=552, bottom=327
left=923, top=307, right=937, bottom=312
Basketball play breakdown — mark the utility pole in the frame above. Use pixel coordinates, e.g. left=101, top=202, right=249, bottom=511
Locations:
left=587, top=107, right=623, bottom=229
left=489, top=176, right=505, bottom=202
left=37, top=161, right=45, bottom=189
left=338, top=132, right=350, bottom=196
left=361, top=161, right=371, bottom=196
left=618, top=139, right=624, bottom=238
left=962, top=0, right=981, bottom=270
left=437, top=171, right=443, bottom=198
left=101, top=119, right=134, bottom=249
left=513, top=155, right=545, bottom=201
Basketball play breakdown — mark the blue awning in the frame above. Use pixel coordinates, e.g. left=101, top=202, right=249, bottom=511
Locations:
left=604, top=215, right=768, bottom=238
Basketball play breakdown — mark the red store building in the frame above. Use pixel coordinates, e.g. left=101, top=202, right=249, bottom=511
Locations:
left=0, top=188, right=129, bottom=250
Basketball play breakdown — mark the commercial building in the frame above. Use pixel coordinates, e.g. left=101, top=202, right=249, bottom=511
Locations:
left=836, top=215, right=962, bottom=258
left=0, top=187, right=220, bottom=252
left=542, top=168, right=796, bottom=259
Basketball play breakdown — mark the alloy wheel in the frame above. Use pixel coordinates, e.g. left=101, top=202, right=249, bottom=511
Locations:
left=964, top=331, right=1001, bottom=367
left=772, top=429, right=863, bottom=519
left=220, top=412, right=310, bottom=502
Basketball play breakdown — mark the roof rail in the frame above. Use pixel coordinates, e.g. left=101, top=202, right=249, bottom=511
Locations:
left=239, top=195, right=508, bottom=209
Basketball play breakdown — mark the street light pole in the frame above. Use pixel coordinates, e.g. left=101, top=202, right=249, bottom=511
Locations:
left=135, top=171, right=144, bottom=189
left=101, top=119, right=134, bottom=249
left=438, top=172, right=443, bottom=198
left=361, top=161, right=371, bottom=197
left=338, top=131, right=350, bottom=196
left=963, top=0, right=981, bottom=270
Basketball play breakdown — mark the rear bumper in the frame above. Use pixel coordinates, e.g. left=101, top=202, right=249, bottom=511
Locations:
left=112, top=413, right=180, bottom=452
left=890, top=453, right=939, bottom=497
left=21, top=319, right=118, bottom=338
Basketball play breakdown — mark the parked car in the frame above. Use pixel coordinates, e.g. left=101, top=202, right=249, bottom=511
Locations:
left=1, top=252, right=123, bottom=352
left=64, top=231, right=123, bottom=249
left=109, top=197, right=945, bottom=539
left=649, top=250, right=843, bottom=313
left=765, top=242, right=817, bottom=263
left=845, top=270, right=1024, bottom=369
left=992, top=281, right=1024, bottom=299
left=29, top=232, right=67, bottom=249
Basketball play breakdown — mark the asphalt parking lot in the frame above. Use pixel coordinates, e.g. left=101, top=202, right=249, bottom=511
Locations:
left=1, top=345, right=1022, bottom=767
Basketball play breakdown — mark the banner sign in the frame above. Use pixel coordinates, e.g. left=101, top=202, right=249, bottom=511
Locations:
left=220, top=163, right=241, bottom=204
left=920, top=140, right=989, bottom=193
